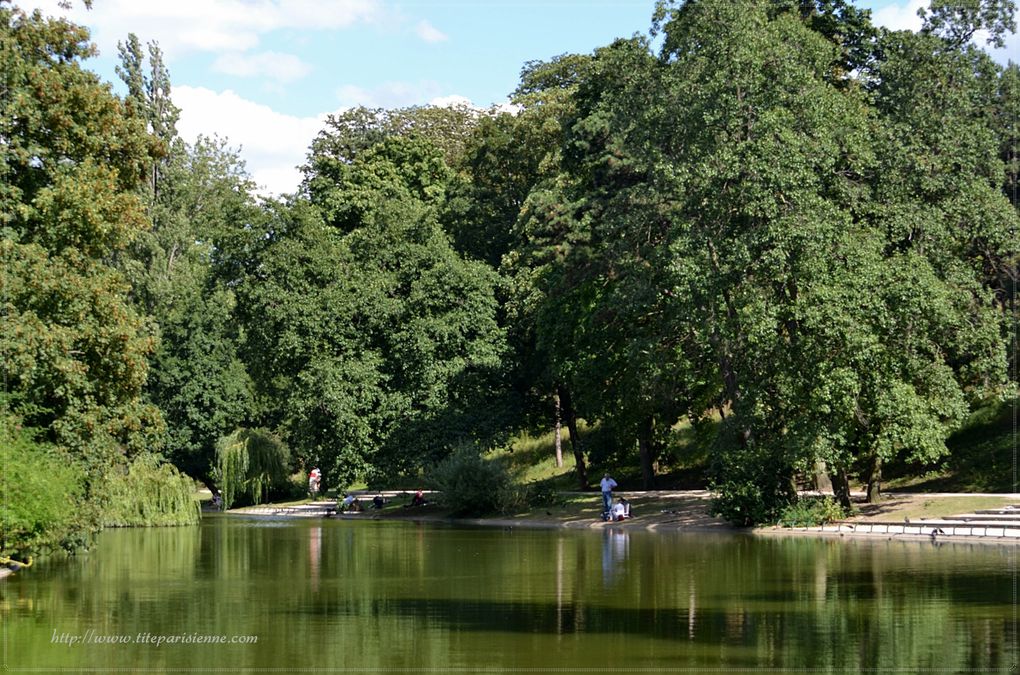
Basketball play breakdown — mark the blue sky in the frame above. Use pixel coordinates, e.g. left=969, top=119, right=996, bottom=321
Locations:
left=21, top=0, right=1020, bottom=195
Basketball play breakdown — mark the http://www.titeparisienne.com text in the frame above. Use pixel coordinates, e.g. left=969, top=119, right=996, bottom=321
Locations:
left=51, top=630, right=258, bottom=647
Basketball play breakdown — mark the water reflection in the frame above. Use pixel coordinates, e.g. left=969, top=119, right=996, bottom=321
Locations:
left=601, top=528, right=629, bottom=586
left=308, top=526, right=321, bottom=593
left=1, top=520, right=1016, bottom=671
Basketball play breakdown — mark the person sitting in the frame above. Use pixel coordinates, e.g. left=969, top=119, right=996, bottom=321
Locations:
left=409, top=490, right=426, bottom=507
left=611, top=498, right=631, bottom=521
left=339, top=493, right=361, bottom=513
left=372, top=495, right=385, bottom=509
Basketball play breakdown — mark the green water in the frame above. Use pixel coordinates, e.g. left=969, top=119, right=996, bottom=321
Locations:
left=2, top=515, right=1017, bottom=672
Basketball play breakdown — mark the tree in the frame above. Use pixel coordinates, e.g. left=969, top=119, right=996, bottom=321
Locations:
left=233, top=133, right=507, bottom=487
left=113, top=39, right=259, bottom=491
left=116, top=33, right=179, bottom=202
left=1, top=5, right=163, bottom=476
left=640, top=0, right=1015, bottom=513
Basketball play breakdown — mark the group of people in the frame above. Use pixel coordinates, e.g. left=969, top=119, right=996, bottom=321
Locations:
left=314, top=466, right=631, bottom=522
left=338, top=491, right=422, bottom=513
left=306, top=465, right=429, bottom=515
left=600, top=473, right=631, bottom=522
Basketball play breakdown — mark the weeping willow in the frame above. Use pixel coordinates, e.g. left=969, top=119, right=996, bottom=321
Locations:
left=215, top=428, right=290, bottom=509
left=103, top=453, right=201, bottom=527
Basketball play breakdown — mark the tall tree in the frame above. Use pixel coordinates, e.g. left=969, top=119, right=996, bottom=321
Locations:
left=116, top=33, right=179, bottom=202
left=114, top=41, right=257, bottom=490
left=1, top=5, right=162, bottom=480
left=234, top=132, right=508, bottom=487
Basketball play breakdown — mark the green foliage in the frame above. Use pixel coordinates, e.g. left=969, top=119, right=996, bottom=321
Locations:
left=777, top=496, right=847, bottom=528
left=7, top=0, right=1013, bottom=534
left=237, top=130, right=509, bottom=486
left=102, top=453, right=200, bottom=528
left=427, top=446, right=526, bottom=516
left=214, top=429, right=291, bottom=508
left=884, top=397, right=1018, bottom=492
left=114, top=34, right=259, bottom=491
left=0, top=415, right=88, bottom=556
left=710, top=433, right=799, bottom=527
left=1, top=6, right=163, bottom=478
left=526, top=481, right=567, bottom=508
left=501, top=0, right=1016, bottom=509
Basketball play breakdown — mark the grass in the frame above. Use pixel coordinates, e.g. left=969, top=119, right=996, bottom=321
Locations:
left=489, top=416, right=716, bottom=492
left=491, top=428, right=580, bottom=487
left=883, top=398, right=1017, bottom=493
left=849, top=495, right=1017, bottom=523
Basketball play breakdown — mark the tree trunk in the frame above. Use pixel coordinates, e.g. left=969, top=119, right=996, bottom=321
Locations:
left=866, top=455, right=882, bottom=503
left=832, top=468, right=852, bottom=511
left=553, top=390, right=563, bottom=469
left=637, top=416, right=656, bottom=489
left=813, top=459, right=833, bottom=493
left=558, top=384, right=588, bottom=490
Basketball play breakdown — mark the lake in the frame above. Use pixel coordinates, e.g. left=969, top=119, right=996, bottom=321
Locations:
left=2, top=515, right=1016, bottom=671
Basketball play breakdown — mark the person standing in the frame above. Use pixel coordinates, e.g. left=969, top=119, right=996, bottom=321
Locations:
left=600, top=473, right=618, bottom=519
left=309, top=468, right=321, bottom=501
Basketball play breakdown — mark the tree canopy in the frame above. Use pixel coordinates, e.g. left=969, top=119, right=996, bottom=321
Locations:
left=4, top=0, right=1017, bottom=548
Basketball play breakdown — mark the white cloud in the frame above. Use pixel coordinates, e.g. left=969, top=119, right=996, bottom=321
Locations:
left=213, top=51, right=312, bottom=84
left=428, top=94, right=474, bottom=108
left=871, top=0, right=926, bottom=33
left=988, top=31, right=1020, bottom=63
left=22, top=0, right=384, bottom=58
left=174, top=85, right=329, bottom=196
left=336, top=80, right=447, bottom=109
left=415, top=20, right=448, bottom=43
left=868, top=0, right=1018, bottom=64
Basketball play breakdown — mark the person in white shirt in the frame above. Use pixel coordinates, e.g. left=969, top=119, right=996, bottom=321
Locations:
left=600, top=474, right=618, bottom=518
left=611, top=498, right=631, bottom=521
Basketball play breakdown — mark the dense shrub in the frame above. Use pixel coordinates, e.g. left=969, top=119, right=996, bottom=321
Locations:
left=102, top=453, right=201, bottom=527
left=777, top=496, right=847, bottom=527
left=528, top=482, right=566, bottom=508
left=0, top=417, right=88, bottom=557
left=427, top=446, right=525, bottom=516
left=215, top=428, right=291, bottom=508
left=710, top=440, right=798, bottom=527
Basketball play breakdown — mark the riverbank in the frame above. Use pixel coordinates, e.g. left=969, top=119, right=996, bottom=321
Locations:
left=228, top=489, right=1020, bottom=544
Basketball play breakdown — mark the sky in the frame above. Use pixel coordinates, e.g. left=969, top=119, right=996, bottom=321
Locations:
left=19, top=0, right=1020, bottom=197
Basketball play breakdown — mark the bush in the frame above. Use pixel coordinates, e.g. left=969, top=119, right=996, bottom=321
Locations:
left=214, top=428, right=291, bottom=508
left=710, top=438, right=798, bottom=527
left=427, top=446, right=525, bottom=516
left=777, top=496, right=847, bottom=527
left=528, top=482, right=566, bottom=508
left=711, top=480, right=793, bottom=527
left=0, top=416, right=88, bottom=557
left=102, top=453, right=201, bottom=527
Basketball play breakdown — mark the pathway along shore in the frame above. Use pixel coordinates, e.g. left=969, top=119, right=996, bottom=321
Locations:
left=228, top=490, right=1020, bottom=546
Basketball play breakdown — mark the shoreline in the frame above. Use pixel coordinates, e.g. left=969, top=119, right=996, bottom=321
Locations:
left=227, top=489, right=1020, bottom=547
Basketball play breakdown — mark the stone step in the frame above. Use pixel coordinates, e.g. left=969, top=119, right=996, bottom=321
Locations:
left=831, top=522, right=1020, bottom=538
left=918, top=518, right=1020, bottom=528
left=922, top=517, right=1020, bottom=530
